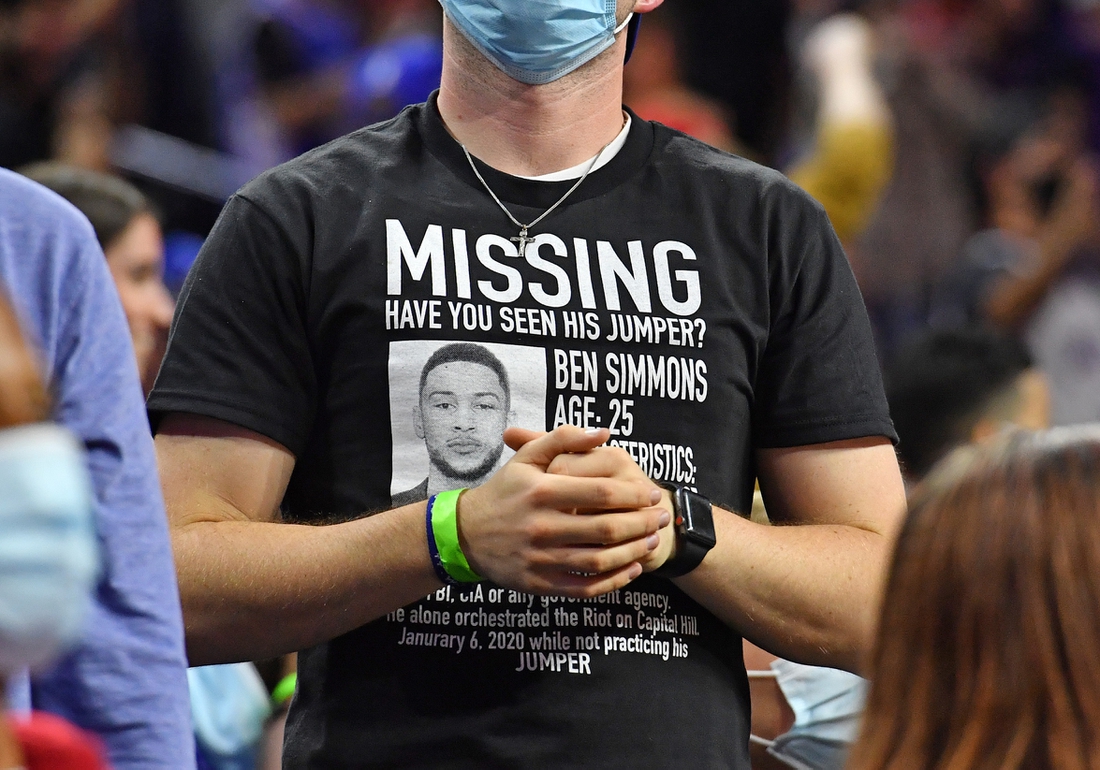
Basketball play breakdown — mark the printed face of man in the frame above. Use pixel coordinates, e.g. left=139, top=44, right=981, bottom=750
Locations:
left=415, top=360, right=509, bottom=482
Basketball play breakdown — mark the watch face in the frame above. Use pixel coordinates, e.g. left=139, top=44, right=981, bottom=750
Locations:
left=678, top=488, right=716, bottom=548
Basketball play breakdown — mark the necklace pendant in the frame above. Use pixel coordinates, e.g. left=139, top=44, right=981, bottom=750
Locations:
left=511, top=227, right=534, bottom=258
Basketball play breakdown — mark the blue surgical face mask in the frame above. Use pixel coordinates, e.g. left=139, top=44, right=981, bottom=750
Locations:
left=439, top=0, right=633, bottom=84
left=0, top=424, right=98, bottom=674
left=772, top=660, right=867, bottom=742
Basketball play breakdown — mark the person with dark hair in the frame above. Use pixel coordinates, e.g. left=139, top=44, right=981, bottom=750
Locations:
left=149, top=0, right=904, bottom=766
left=18, top=163, right=175, bottom=397
left=885, top=326, right=1051, bottom=481
left=849, top=425, right=1100, bottom=769
left=393, top=343, right=515, bottom=506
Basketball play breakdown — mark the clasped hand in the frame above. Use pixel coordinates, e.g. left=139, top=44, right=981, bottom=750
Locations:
left=457, top=425, right=675, bottom=598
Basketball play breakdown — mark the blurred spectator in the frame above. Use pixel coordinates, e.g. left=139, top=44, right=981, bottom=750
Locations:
left=1066, top=0, right=1100, bottom=149
left=885, top=325, right=1051, bottom=481
left=129, top=0, right=218, bottom=152
left=849, top=0, right=1091, bottom=355
left=849, top=425, right=1100, bottom=768
left=932, top=92, right=1100, bottom=425
left=622, top=5, right=740, bottom=153
left=0, top=284, right=47, bottom=428
left=19, top=163, right=174, bottom=396
left=0, top=0, right=129, bottom=170
left=254, top=657, right=295, bottom=770
left=251, top=0, right=442, bottom=158
left=14, top=162, right=276, bottom=770
left=745, top=642, right=867, bottom=770
left=0, top=287, right=106, bottom=769
left=0, top=0, right=229, bottom=239
left=188, top=663, right=271, bottom=770
left=673, top=0, right=792, bottom=163
left=786, top=11, right=894, bottom=244
left=0, top=168, right=194, bottom=769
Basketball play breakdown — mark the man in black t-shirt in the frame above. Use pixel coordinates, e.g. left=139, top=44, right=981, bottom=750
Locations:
left=150, top=1, right=905, bottom=767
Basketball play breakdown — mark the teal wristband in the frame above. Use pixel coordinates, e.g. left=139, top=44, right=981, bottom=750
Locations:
left=430, top=489, right=482, bottom=583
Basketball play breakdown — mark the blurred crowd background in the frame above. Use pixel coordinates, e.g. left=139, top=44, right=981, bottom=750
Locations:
left=6, top=0, right=1100, bottom=424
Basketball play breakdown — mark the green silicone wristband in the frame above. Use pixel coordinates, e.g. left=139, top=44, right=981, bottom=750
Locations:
left=430, top=488, right=482, bottom=583
left=271, top=672, right=297, bottom=709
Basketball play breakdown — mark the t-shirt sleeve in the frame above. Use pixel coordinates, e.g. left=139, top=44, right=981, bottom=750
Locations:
left=752, top=188, right=896, bottom=448
left=148, top=192, right=316, bottom=456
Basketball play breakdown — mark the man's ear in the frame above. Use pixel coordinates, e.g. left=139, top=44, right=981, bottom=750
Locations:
left=413, top=406, right=425, bottom=439
left=633, top=0, right=665, bottom=13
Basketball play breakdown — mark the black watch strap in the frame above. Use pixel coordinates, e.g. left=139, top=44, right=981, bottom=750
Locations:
left=652, top=485, right=716, bottom=578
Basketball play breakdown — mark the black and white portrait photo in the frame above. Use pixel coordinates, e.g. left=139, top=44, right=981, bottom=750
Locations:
left=388, top=340, right=547, bottom=505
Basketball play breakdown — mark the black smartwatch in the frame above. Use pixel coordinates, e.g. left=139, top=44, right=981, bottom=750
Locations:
left=652, top=484, right=716, bottom=578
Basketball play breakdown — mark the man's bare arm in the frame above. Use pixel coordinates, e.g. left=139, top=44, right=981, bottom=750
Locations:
left=677, top=437, right=905, bottom=674
left=156, top=413, right=438, bottom=665
left=543, top=435, right=905, bottom=674
left=157, top=414, right=667, bottom=666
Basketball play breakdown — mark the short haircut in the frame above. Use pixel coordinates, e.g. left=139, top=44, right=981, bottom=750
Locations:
left=419, top=343, right=510, bottom=405
left=19, top=163, right=152, bottom=250
left=885, top=326, right=1033, bottom=479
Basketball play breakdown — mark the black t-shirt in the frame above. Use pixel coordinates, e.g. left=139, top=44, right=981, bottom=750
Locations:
left=149, top=95, right=894, bottom=769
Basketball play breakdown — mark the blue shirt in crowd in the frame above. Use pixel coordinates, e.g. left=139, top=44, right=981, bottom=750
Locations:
left=0, top=168, right=195, bottom=769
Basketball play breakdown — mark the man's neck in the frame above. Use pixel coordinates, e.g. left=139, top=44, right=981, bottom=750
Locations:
left=436, top=21, right=629, bottom=177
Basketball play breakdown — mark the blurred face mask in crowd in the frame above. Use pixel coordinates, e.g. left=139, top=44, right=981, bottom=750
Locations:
left=0, top=424, right=98, bottom=674
left=772, top=660, right=867, bottom=743
left=439, top=0, right=632, bottom=84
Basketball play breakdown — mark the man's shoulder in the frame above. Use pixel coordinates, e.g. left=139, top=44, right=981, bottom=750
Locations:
left=237, top=104, right=425, bottom=211
left=647, top=122, right=826, bottom=217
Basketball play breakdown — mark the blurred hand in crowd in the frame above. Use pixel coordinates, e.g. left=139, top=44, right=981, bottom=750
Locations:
left=987, top=122, right=1100, bottom=248
left=983, top=95, right=1100, bottom=327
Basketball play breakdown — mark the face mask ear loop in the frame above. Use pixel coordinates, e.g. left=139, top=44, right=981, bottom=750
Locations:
left=614, top=11, right=634, bottom=35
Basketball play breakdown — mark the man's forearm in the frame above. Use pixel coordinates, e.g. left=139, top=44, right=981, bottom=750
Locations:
left=676, top=508, right=891, bottom=674
left=175, top=504, right=441, bottom=665
left=165, top=424, right=669, bottom=666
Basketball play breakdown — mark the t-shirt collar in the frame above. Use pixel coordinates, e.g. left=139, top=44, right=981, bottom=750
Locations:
left=417, top=91, right=655, bottom=211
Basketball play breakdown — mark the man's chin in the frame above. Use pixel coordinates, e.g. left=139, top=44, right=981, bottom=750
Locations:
left=430, top=448, right=505, bottom=484
left=440, top=462, right=496, bottom=483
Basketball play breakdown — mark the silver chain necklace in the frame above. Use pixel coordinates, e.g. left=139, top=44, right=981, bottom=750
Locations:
left=461, top=131, right=619, bottom=258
